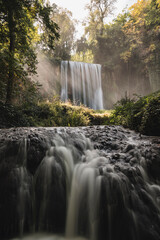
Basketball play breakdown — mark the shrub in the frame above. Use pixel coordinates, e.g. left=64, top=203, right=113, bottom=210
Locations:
left=140, top=94, right=160, bottom=135
left=0, top=102, right=30, bottom=128
left=111, top=91, right=160, bottom=136
left=0, top=98, right=111, bottom=128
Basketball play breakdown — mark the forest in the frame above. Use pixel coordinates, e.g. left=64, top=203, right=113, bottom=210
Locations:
left=0, top=0, right=160, bottom=135
left=1, top=1, right=160, bottom=240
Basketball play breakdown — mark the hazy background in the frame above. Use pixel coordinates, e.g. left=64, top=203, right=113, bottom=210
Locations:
left=50, top=0, right=137, bottom=38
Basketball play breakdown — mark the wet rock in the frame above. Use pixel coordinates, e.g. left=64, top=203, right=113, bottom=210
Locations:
left=27, top=136, right=50, bottom=175
left=110, top=142, right=119, bottom=150
left=130, top=157, right=138, bottom=166
left=147, top=150, right=160, bottom=181
left=124, top=144, right=135, bottom=153
left=0, top=126, right=160, bottom=239
left=113, top=153, right=120, bottom=160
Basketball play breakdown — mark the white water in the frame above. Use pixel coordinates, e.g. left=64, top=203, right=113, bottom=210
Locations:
left=33, top=133, right=103, bottom=240
left=12, top=233, right=88, bottom=240
left=6, top=128, right=160, bottom=240
left=14, top=139, right=33, bottom=236
left=61, top=61, right=104, bottom=110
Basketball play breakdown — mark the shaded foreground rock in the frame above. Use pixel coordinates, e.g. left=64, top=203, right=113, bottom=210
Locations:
left=0, top=126, right=160, bottom=240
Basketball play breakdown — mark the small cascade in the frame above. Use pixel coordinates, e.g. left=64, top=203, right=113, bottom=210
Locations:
left=0, top=138, right=33, bottom=238
left=61, top=61, right=104, bottom=110
left=0, top=127, right=160, bottom=240
left=66, top=157, right=103, bottom=240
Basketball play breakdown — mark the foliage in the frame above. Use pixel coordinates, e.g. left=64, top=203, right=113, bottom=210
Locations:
left=140, top=93, right=160, bottom=135
left=23, top=100, right=111, bottom=127
left=0, top=99, right=111, bottom=128
left=84, top=0, right=160, bottom=69
left=71, top=49, right=94, bottom=63
left=88, top=111, right=110, bottom=125
left=0, top=0, right=59, bottom=104
left=1, top=91, right=159, bottom=136
left=95, top=12, right=130, bottom=67
left=0, top=102, right=31, bottom=128
left=72, top=37, right=94, bottom=63
left=111, top=91, right=160, bottom=135
left=49, top=5, right=76, bottom=60
left=123, top=0, right=160, bottom=64
left=75, top=0, right=160, bottom=109
left=123, top=0, right=160, bottom=91
left=72, top=0, right=117, bottom=63
left=85, top=0, right=117, bottom=38
left=104, top=0, right=160, bottom=91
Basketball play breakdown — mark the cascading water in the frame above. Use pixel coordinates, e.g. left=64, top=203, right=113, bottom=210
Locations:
left=61, top=61, right=104, bottom=110
left=0, top=126, right=160, bottom=240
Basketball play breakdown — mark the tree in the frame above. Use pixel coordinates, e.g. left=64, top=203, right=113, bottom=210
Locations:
left=123, top=0, right=160, bottom=91
left=94, top=12, right=129, bottom=66
left=82, top=0, right=117, bottom=64
left=71, top=37, right=94, bottom=63
left=50, top=5, right=76, bottom=60
left=85, top=0, right=117, bottom=39
left=0, top=0, right=59, bottom=104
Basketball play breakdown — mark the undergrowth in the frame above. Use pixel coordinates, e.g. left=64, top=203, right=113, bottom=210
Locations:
left=110, top=91, right=160, bottom=136
left=1, top=91, right=159, bottom=136
left=0, top=99, right=111, bottom=128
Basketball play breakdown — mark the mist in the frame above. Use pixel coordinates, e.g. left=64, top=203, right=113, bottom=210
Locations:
left=32, top=53, right=61, bottom=100
left=33, top=54, right=153, bottom=109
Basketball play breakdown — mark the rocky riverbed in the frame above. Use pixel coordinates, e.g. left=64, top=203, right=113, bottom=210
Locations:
left=0, top=126, right=160, bottom=240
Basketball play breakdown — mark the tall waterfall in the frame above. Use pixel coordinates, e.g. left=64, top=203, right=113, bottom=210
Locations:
left=61, top=61, right=104, bottom=110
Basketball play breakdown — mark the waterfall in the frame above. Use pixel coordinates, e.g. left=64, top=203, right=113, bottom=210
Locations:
left=0, top=126, right=160, bottom=240
left=61, top=61, right=104, bottom=110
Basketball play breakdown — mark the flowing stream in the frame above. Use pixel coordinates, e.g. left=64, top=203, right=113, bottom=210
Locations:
left=61, top=61, right=103, bottom=110
left=0, top=126, right=160, bottom=240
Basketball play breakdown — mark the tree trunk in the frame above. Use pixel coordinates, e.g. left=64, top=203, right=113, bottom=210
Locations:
left=6, top=8, right=15, bottom=104
left=100, top=16, right=104, bottom=36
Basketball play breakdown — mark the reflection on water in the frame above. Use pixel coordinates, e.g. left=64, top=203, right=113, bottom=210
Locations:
left=12, top=233, right=88, bottom=240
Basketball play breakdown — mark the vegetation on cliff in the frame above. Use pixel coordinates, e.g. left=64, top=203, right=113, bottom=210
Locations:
left=0, top=91, right=159, bottom=136
left=0, top=99, right=110, bottom=128
left=111, top=91, right=160, bottom=136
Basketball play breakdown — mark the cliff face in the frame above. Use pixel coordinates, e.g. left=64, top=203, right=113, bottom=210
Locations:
left=102, top=67, right=152, bottom=109
left=0, top=126, right=160, bottom=240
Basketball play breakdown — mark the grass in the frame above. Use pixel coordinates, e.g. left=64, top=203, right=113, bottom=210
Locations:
left=0, top=99, right=112, bottom=128
left=2, top=90, right=159, bottom=136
